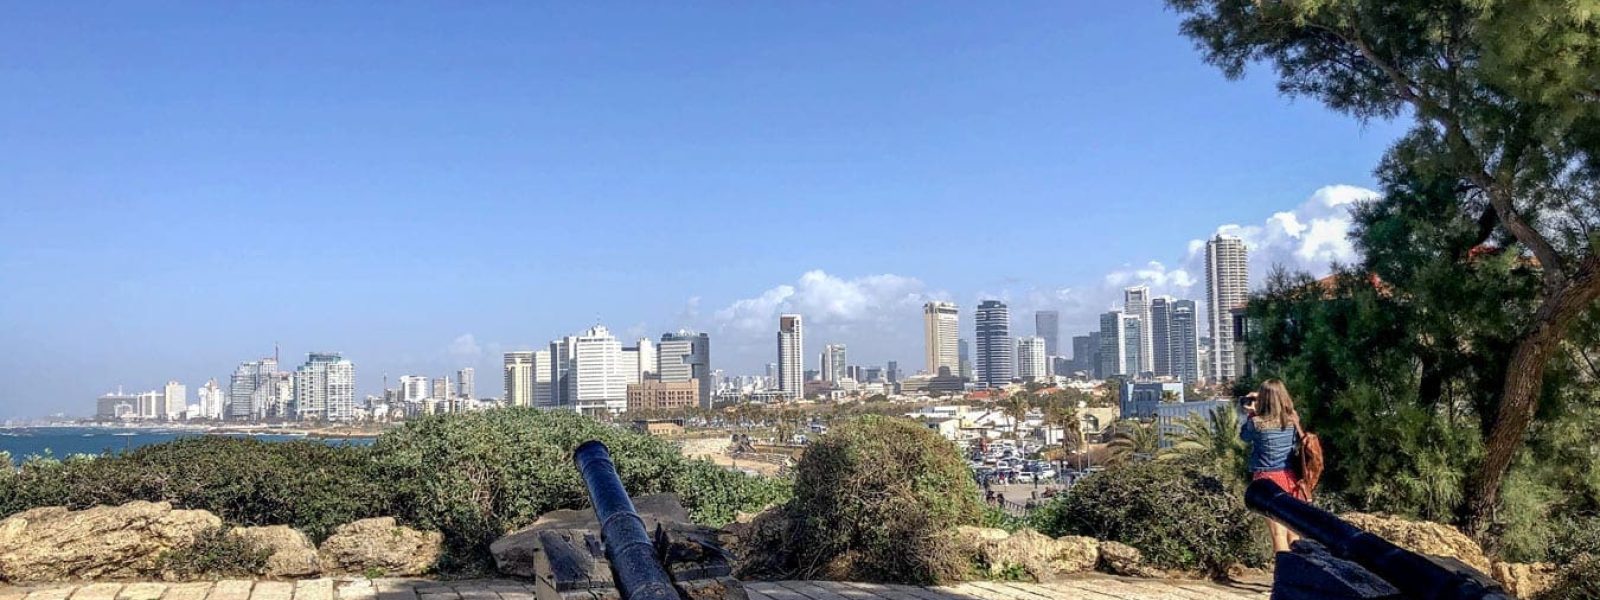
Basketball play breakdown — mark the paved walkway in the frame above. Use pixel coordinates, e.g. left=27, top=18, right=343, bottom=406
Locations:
left=0, top=578, right=1271, bottom=600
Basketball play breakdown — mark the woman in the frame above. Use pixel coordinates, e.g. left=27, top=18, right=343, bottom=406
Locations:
left=1240, top=378, right=1306, bottom=553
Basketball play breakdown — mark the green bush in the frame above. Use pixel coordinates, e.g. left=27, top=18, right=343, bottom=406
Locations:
left=154, top=527, right=271, bottom=579
left=1030, top=457, right=1267, bottom=576
left=0, top=437, right=388, bottom=541
left=758, top=415, right=982, bottom=584
left=0, top=409, right=790, bottom=575
left=1538, top=555, right=1600, bottom=600
left=369, top=408, right=788, bottom=571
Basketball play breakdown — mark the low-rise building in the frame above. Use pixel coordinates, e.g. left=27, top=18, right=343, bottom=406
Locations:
left=625, top=379, right=699, bottom=411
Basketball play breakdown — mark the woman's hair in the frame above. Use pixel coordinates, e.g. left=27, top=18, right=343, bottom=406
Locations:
left=1255, top=378, right=1300, bottom=429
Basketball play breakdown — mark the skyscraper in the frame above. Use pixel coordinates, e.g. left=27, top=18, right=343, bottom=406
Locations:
left=534, top=349, right=553, bottom=407
left=197, top=379, right=224, bottom=420
left=1149, top=297, right=1173, bottom=377
left=1098, top=312, right=1125, bottom=379
left=922, top=301, right=960, bottom=377
left=1016, top=336, right=1048, bottom=380
left=1206, top=234, right=1249, bottom=381
left=821, top=344, right=847, bottom=383
left=1070, top=335, right=1095, bottom=375
left=228, top=358, right=278, bottom=420
left=456, top=367, right=475, bottom=401
left=1121, top=314, right=1144, bottom=377
left=1034, top=310, right=1060, bottom=357
left=1169, top=299, right=1201, bottom=383
left=658, top=331, right=712, bottom=408
left=162, top=381, right=186, bottom=420
left=550, top=325, right=629, bottom=415
left=777, top=314, right=804, bottom=400
left=503, top=351, right=535, bottom=407
left=293, top=352, right=355, bottom=421
left=974, top=300, right=1014, bottom=386
left=1124, top=286, right=1154, bottom=374
left=958, top=338, right=973, bottom=380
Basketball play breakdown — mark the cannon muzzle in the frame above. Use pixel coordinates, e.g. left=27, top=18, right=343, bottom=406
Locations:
left=574, top=440, right=680, bottom=600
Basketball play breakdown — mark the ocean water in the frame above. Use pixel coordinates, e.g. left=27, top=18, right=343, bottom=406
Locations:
left=0, top=426, right=373, bottom=464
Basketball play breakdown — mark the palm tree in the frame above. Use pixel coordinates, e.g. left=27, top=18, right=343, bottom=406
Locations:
left=1106, top=420, right=1161, bottom=465
left=1168, top=406, right=1249, bottom=488
left=1002, top=393, right=1031, bottom=440
left=1042, top=401, right=1080, bottom=453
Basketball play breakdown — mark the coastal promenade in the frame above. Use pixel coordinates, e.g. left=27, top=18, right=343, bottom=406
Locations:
left=0, top=578, right=1271, bottom=600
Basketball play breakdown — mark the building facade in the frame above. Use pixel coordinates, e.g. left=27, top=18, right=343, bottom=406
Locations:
left=162, top=381, right=186, bottom=420
left=456, top=367, right=475, bottom=401
left=1149, top=296, right=1173, bottom=377
left=922, top=301, right=960, bottom=377
left=1034, top=310, right=1060, bottom=357
left=1169, top=299, right=1201, bottom=383
left=626, top=379, right=699, bottom=411
left=551, top=325, right=629, bottom=415
left=777, top=314, right=804, bottom=400
left=974, top=300, right=1013, bottom=386
left=657, top=331, right=712, bottom=408
left=293, top=352, right=355, bottom=421
left=228, top=358, right=278, bottom=420
left=1206, top=234, right=1249, bottom=382
left=821, top=344, right=847, bottom=383
left=1016, top=336, right=1048, bottom=380
left=1124, top=285, right=1154, bottom=374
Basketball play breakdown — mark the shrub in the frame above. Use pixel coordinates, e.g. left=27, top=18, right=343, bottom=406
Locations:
left=154, top=527, right=271, bottom=579
left=369, top=408, right=787, bottom=571
left=1031, top=457, right=1267, bottom=576
left=760, top=415, right=982, bottom=584
left=1538, top=555, right=1600, bottom=600
left=0, top=437, right=388, bottom=541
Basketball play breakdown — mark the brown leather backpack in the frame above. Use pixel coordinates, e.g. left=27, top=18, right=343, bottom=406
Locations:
left=1295, top=428, right=1325, bottom=497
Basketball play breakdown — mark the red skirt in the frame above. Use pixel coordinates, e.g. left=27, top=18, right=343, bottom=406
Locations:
left=1254, top=468, right=1309, bottom=501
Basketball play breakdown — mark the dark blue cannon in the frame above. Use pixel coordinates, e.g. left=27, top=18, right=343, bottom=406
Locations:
left=573, top=440, right=680, bottom=600
left=1245, top=479, right=1512, bottom=600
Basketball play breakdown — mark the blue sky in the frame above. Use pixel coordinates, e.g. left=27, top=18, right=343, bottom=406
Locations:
left=0, top=3, right=1409, bottom=416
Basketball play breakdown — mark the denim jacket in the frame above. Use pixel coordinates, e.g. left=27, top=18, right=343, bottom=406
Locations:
left=1241, top=417, right=1299, bottom=473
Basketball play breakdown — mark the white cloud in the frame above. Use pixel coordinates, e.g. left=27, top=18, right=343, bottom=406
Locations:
left=447, top=334, right=482, bottom=358
left=1199, top=184, right=1376, bottom=284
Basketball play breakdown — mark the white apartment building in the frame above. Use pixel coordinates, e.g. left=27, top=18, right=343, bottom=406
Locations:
left=1016, top=336, right=1048, bottom=380
left=1124, top=285, right=1154, bottom=374
left=550, top=325, right=629, bottom=415
left=923, top=301, right=959, bottom=377
left=503, top=352, right=535, bottom=407
left=1206, top=234, right=1249, bottom=381
left=777, top=314, right=804, bottom=400
left=163, top=380, right=186, bottom=420
left=293, top=352, right=355, bottom=421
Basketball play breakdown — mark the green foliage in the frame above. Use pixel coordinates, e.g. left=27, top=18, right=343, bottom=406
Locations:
left=1031, top=457, right=1267, bottom=576
left=0, top=438, right=387, bottom=541
left=1168, top=406, right=1249, bottom=493
left=1105, top=421, right=1160, bottom=465
left=774, top=415, right=983, bottom=584
left=980, top=505, right=1026, bottom=533
left=1539, top=555, right=1600, bottom=600
left=0, top=409, right=791, bottom=575
left=154, top=527, right=271, bottom=579
left=369, top=408, right=789, bottom=570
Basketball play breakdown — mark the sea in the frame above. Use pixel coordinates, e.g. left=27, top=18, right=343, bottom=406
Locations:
left=0, top=426, right=374, bottom=465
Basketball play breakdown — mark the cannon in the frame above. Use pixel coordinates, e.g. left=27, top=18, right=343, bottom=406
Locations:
left=574, top=440, right=681, bottom=600
left=1244, top=479, right=1512, bottom=600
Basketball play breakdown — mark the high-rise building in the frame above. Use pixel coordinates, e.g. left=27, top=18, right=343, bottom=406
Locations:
left=293, top=353, right=355, bottom=421
left=958, top=338, right=973, bottom=380
left=975, top=300, right=1014, bottom=387
left=430, top=378, right=449, bottom=402
left=1070, top=335, right=1095, bottom=375
left=658, top=331, right=712, bottom=408
left=1149, top=297, right=1174, bottom=377
left=1169, top=299, right=1201, bottom=383
left=504, top=352, right=536, bottom=407
left=922, top=301, right=960, bottom=377
left=534, top=349, right=553, bottom=407
left=197, top=379, right=224, bottom=420
left=621, top=339, right=655, bottom=386
left=162, top=381, right=186, bottom=420
left=1124, top=286, right=1154, bottom=374
left=886, top=360, right=900, bottom=384
left=1034, top=310, right=1060, bottom=357
left=96, top=389, right=138, bottom=419
left=550, top=325, right=630, bottom=414
left=456, top=367, right=475, bottom=401
left=777, top=314, right=804, bottom=400
left=821, top=344, right=847, bottom=383
left=228, top=358, right=278, bottom=420
left=1016, top=336, right=1048, bottom=380
left=137, top=390, right=161, bottom=419
left=1098, top=311, right=1149, bottom=378
left=1206, top=234, right=1249, bottom=381
left=399, top=375, right=429, bottom=404
left=1121, top=314, right=1144, bottom=377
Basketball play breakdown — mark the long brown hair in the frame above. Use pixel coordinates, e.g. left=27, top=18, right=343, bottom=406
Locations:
left=1255, top=379, right=1300, bottom=429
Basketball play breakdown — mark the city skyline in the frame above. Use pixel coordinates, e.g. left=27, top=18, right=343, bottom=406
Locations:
left=0, top=4, right=1402, bottom=417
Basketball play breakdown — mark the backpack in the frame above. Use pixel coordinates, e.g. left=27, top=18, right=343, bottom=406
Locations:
left=1294, top=427, right=1325, bottom=497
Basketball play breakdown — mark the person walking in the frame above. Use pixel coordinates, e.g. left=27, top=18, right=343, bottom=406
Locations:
left=1240, top=378, right=1307, bottom=553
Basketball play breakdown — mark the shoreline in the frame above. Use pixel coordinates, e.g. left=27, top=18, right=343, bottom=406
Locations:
left=0, top=422, right=388, bottom=440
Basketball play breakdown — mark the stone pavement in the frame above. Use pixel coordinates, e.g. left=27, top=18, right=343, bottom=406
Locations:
left=0, top=578, right=1271, bottom=600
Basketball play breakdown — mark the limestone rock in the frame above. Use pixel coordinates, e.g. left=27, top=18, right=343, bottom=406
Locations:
left=955, top=528, right=1099, bottom=581
left=1098, top=541, right=1158, bottom=577
left=0, top=501, right=221, bottom=582
left=1491, top=562, right=1559, bottom=599
left=1052, top=536, right=1100, bottom=574
left=228, top=525, right=319, bottom=578
left=1340, top=513, right=1491, bottom=573
left=317, top=518, right=441, bottom=576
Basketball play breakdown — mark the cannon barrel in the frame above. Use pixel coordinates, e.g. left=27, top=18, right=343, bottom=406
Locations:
left=574, top=440, right=680, bottom=600
left=1244, top=479, right=1512, bottom=600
